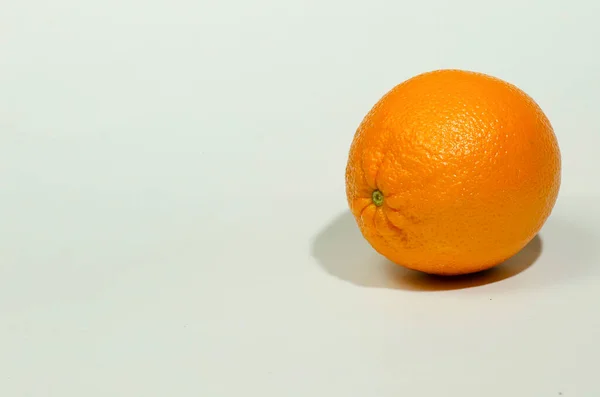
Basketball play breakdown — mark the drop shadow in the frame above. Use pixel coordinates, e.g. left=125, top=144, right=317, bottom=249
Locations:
left=311, top=211, right=543, bottom=291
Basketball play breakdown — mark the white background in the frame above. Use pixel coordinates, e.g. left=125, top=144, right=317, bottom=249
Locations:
left=1, top=0, right=599, bottom=396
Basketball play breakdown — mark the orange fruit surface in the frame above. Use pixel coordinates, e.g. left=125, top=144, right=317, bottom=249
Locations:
left=345, top=69, right=561, bottom=275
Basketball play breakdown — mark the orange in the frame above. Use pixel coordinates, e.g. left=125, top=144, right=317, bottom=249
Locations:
left=345, top=69, right=561, bottom=275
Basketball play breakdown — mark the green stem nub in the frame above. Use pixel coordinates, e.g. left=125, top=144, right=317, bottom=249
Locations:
left=372, top=190, right=384, bottom=207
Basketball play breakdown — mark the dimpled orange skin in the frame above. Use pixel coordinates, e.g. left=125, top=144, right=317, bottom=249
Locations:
left=345, top=69, right=561, bottom=275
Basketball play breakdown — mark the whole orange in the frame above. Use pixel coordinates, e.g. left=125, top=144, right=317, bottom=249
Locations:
left=345, top=69, right=561, bottom=275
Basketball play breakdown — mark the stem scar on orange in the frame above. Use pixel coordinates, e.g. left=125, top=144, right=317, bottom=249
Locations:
left=345, top=69, right=561, bottom=275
